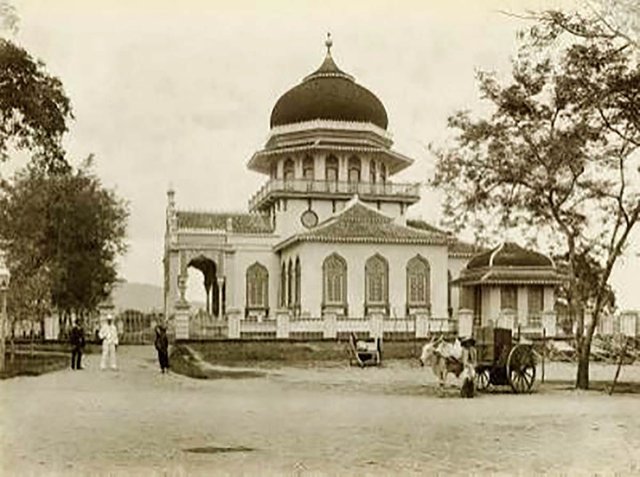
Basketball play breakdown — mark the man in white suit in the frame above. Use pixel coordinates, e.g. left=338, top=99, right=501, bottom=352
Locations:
left=99, top=315, right=119, bottom=370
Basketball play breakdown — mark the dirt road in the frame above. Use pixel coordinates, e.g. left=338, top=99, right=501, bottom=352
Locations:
left=1, top=346, right=639, bottom=476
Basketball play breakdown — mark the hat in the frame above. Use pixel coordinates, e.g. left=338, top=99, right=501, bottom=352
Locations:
left=460, top=337, right=476, bottom=346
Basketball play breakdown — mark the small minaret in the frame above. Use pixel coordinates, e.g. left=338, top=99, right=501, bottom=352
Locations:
left=166, top=185, right=177, bottom=245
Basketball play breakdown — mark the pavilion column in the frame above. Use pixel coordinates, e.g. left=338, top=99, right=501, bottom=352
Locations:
left=217, top=278, right=225, bottom=319
left=178, top=274, right=187, bottom=304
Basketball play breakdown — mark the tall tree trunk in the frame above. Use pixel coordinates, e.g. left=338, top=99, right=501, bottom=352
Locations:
left=576, top=335, right=592, bottom=389
left=9, top=320, right=15, bottom=363
left=576, top=301, right=601, bottom=389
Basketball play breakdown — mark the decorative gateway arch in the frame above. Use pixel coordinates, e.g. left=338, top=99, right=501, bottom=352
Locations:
left=163, top=188, right=277, bottom=339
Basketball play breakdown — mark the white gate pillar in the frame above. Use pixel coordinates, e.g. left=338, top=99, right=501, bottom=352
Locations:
left=174, top=301, right=190, bottom=340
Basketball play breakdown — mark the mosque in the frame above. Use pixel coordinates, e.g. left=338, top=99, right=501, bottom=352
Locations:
left=163, top=36, right=564, bottom=340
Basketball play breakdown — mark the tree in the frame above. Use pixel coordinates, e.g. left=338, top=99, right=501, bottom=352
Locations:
left=555, top=249, right=617, bottom=334
left=0, top=38, right=72, bottom=172
left=585, top=0, right=640, bottom=49
left=432, top=9, right=640, bottom=389
left=0, top=0, right=18, bottom=35
left=0, top=159, right=129, bottom=333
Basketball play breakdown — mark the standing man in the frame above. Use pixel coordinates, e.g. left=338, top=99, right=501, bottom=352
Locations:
left=99, top=314, right=119, bottom=370
left=460, top=336, right=477, bottom=398
left=69, top=319, right=85, bottom=370
left=154, top=323, right=170, bottom=373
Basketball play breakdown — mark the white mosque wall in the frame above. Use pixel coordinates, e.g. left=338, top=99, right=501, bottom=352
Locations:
left=273, top=199, right=317, bottom=238
left=273, top=197, right=407, bottom=239
left=227, top=241, right=280, bottom=316
left=447, top=256, right=470, bottom=313
left=281, top=242, right=449, bottom=319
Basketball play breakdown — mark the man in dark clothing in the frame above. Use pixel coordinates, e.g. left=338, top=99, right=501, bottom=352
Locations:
left=154, top=324, right=170, bottom=373
left=70, top=319, right=85, bottom=370
left=460, top=337, right=477, bottom=398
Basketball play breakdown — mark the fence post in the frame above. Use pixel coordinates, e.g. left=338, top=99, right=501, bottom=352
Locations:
left=323, top=313, right=337, bottom=339
left=415, top=313, right=429, bottom=338
left=542, top=327, right=546, bottom=384
left=276, top=310, right=290, bottom=339
left=227, top=308, right=241, bottom=339
left=370, top=312, right=383, bottom=340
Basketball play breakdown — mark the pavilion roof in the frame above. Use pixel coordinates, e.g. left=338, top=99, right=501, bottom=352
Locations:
left=452, top=267, right=566, bottom=286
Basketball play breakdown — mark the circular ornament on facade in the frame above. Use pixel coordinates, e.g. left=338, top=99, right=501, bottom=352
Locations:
left=301, top=209, right=318, bottom=229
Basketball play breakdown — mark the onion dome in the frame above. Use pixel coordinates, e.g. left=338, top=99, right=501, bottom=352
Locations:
left=467, top=242, right=554, bottom=270
left=270, top=34, right=389, bottom=129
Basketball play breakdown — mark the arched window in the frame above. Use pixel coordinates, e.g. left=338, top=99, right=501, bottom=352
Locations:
left=295, top=257, right=301, bottom=307
left=246, top=262, right=269, bottom=309
left=369, top=160, right=377, bottom=184
left=348, top=155, right=361, bottom=183
left=283, top=158, right=295, bottom=182
left=280, top=262, right=287, bottom=307
left=287, top=259, right=294, bottom=308
left=365, top=254, right=389, bottom=305
left=325, top=155, right=339, bottom=182
left=406, top=256, right=430, bottom=306
left=303, top=156, right=314, bottom=180
left=323, top=253, right=347, bottom=307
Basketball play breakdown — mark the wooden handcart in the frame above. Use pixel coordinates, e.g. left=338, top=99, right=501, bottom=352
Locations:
left=348, top=333, right=382, bottom=368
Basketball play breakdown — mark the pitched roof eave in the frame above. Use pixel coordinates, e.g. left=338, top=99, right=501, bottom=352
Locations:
left=274, top=234, right=449, bottom=252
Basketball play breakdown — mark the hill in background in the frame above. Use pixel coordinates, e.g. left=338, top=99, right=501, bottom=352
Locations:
left=111, top=282, right=164, bottom=312
left=111, top=281, right=206, bottom=313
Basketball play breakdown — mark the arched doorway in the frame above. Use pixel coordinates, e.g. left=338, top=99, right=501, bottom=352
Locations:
left=187, top=256, right=224, bottom=317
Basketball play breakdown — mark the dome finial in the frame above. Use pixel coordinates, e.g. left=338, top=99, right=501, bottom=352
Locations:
left=325, top=32, right=333, bottom=55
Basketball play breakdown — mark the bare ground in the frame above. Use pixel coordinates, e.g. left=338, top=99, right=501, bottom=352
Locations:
left=1, top=345, right=639, bottom=476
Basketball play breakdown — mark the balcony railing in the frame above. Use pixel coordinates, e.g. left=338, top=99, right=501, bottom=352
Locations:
left=249, top=179, right=421, bottom=210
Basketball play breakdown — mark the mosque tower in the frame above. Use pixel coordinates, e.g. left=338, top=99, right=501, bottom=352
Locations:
left=247, top=34, right=420, bottom=238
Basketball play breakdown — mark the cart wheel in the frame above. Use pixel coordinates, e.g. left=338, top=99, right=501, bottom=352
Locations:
left=507, top=344, right=536, bottom=393
left=475, top=368, right=491, bottom=392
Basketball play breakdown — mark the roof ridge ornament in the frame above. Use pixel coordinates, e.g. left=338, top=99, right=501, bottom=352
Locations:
left=302, top=32, right=354, bottom=83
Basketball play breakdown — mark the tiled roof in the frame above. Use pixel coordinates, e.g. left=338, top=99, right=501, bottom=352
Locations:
left=176, top=211, right=273, bottom=234
left=275, top=200, right=448, bottom=250
left=405, top=219, right=448, bottom=235
left=454, top=242, right=566, bottom=286
left=467, top=242, right=553, bottom=269
left=453, top=268, right=566, bottom=286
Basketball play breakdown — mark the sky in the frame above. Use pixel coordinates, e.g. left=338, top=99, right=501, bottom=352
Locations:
left=5, top=0, right=640, bottom=309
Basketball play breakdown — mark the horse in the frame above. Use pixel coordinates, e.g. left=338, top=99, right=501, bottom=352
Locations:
left=419, top=338, right=466, bottom=394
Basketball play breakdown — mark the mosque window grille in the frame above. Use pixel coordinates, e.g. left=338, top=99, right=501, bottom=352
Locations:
left=406, top=255, right=431, bottom=307
left=246, top=262, right=269, bottom=311
left=365, top=254, right=389, bottom=312
left=322, top=253, right=347, bottom=309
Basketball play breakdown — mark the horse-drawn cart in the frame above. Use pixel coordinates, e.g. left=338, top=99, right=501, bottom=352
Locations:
left=474, top=327, right=537, bottom=393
